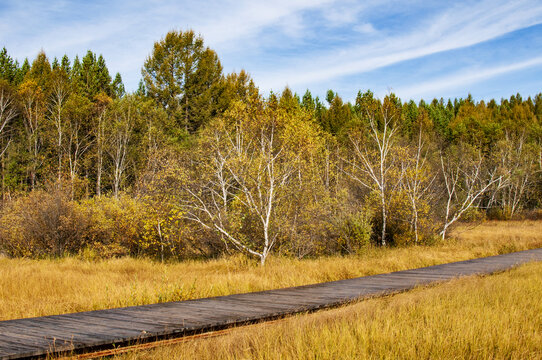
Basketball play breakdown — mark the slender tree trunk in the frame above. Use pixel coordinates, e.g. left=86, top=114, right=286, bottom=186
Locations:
left=96, top=152, right=102, bottom=197
left=381, top=193, right=387, bottom=246
left=30, top=142, right=36, bottom=191
left=1, top=147, right=4, bottom=205
left=96, top=118, right=103, bottom=197
left=441, top=222, right=450, bottom=241
left=70, top=172, right=75, bottom=200
left=441, top=192, right=453, bottom=240
left=113, top=170, right=119, bottom=198
left=413, top=202, right=419, bottom=244
left=185, top=95, right=189, bottom=132
left=85, top=168, right=89, bottom=199
left=57, top=130, right=62, bottom=184
left=158, top=221, right=164, bottom=263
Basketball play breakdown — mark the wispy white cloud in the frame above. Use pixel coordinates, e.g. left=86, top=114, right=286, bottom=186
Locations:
left=353, top=23, right=377, bottom=34
left=256, top=0, right=542, bottom=91
left=196, top=0, right=338, bottom=46
left=0, top=0, right=541, bottom=99
left=0, top=0, right=345, bottom=88
left=395, top=56, right=542, bottom=100
left=319, top=0, right=374, bottom=28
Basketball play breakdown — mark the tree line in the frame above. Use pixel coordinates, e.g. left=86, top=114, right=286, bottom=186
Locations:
left=0, top=30, right=541, bottom=263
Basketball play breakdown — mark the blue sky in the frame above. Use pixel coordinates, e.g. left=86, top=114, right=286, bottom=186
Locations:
left=1, top=0, right=542, bottom=103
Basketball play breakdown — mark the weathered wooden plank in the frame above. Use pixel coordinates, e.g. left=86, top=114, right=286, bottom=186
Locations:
left=0, top=336, right=45, bottom=352
left=29, top=318, right=148, bottom=343
left=71, top=311, right=187, bottom=329
left=0, top=323, right=82, bottom=344
left=202, top=299, right=299, bottom=314
left=232, top=291, right=324, bottom=303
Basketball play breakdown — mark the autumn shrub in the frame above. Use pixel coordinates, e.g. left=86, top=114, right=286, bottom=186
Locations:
left=487, top=208, right=542, bottom=221
left=79, top=195, right=142, bottom=257
left=486, top=207, right=510, bottom=221
left=81, top=194, right=219, bottom=260
left=521, top=209, right=542, bottom=220
left=276, top=190, right=340, bottom=258
left=459, top=206, right=486, bottom=222
left=0, top=191, right=169, bottom=259
left=0, top=189, right=89, bottom=257
left=335, top=210, right=373, bottom=254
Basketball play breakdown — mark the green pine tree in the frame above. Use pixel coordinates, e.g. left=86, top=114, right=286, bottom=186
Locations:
left=0, top=47, right=18, bottom=83
left=142, top=29, right=223, bottom=133
left=111, top=72, right=125, bottom=98
left=27, top=51, right=51, bottom=90
left=51, top=57, right=59, bottom=70
left=15, top=58, right=30, bottom=85
left=61, top=55, right=71, bottom=74
left=95, top=54, right=112, bottom=96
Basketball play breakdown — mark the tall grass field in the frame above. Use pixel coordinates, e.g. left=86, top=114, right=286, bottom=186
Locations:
left=1, top=220, right=541, bottom=359
left=118, top=261, right=542, bottom=359
left=1, top=220, right=540, bottom=321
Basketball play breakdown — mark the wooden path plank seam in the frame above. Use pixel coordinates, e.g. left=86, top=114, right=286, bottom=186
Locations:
left=1, top=248, right=541, bottom=360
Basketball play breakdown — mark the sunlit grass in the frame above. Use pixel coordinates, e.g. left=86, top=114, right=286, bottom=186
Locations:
left=118, top=261, right=542, bottom=359
left=0, top=220, right=541, bottom=321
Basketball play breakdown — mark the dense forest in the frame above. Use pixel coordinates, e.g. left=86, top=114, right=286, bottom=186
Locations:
left=1, top=30, right=541, bottom=264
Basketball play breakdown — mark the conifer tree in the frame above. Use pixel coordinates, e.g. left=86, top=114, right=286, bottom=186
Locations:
left=70, top=55, right=83, bottom=93
left=302, top=90, right=316, bottom=114
left=320, top=93, right=352, bottom=135
left=80, top=51, right=96, bottom=96
left=136, top=79, right=146, bottom=97
left=279, top=87, right=300, bottom=112
left=51, top=57, right=59, bottom=70
left=27, top=51, right=51, bottom=90
left=60, top=55, right=71, bottom=74
left=111, top=73, right=125, bottom=98
left=77, top=51, right=113, bottom=98
left=216, top=70, right=258, bottom=113
left=0, top=48, right=18, bottom=83
left=142, top=30, right=223, bottom=133
left=16, top=58, right=30, bottom=85
left=95, top=55, right=112, bottom=96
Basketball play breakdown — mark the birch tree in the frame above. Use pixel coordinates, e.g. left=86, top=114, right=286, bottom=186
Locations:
left=488, top=137, right=538, bottom=217
left=0, top=80, right=17, bottom=157
left=400, top=108, right=437, bottom=244
left=107, top=96, right=136, bottom=198
left=64, top=94, right=93, bottom=199
left=343, top=96, right=402, bottom=246
left=18, top=80, right=45, bottom=189
left=138, top=153, right=186, bottom=261
left=401, top=128, right=436, bottom=244
left=48, top=70, right=69, bottom=183
left=439, top=145, right=503, bottom=240
left=93, top=93, right=112, bottom=196
left=184, top=99, right=299, bottom=265
left=0, top=80, right=17, bottom=202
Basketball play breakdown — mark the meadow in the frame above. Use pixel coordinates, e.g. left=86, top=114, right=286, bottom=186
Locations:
left=108, top=220, right=542, bottom=359
left=1, top=220, right=541, bottom=322
left=116, top=260, right=542, bottom=359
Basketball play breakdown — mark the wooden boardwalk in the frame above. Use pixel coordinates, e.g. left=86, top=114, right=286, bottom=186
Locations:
left=1, top=248, right=542, bottom=359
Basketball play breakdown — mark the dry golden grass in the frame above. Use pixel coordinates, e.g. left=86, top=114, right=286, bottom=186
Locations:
left=118, top=261, right=542, bottom=360
left=0, top=220, right=541, bottom=321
